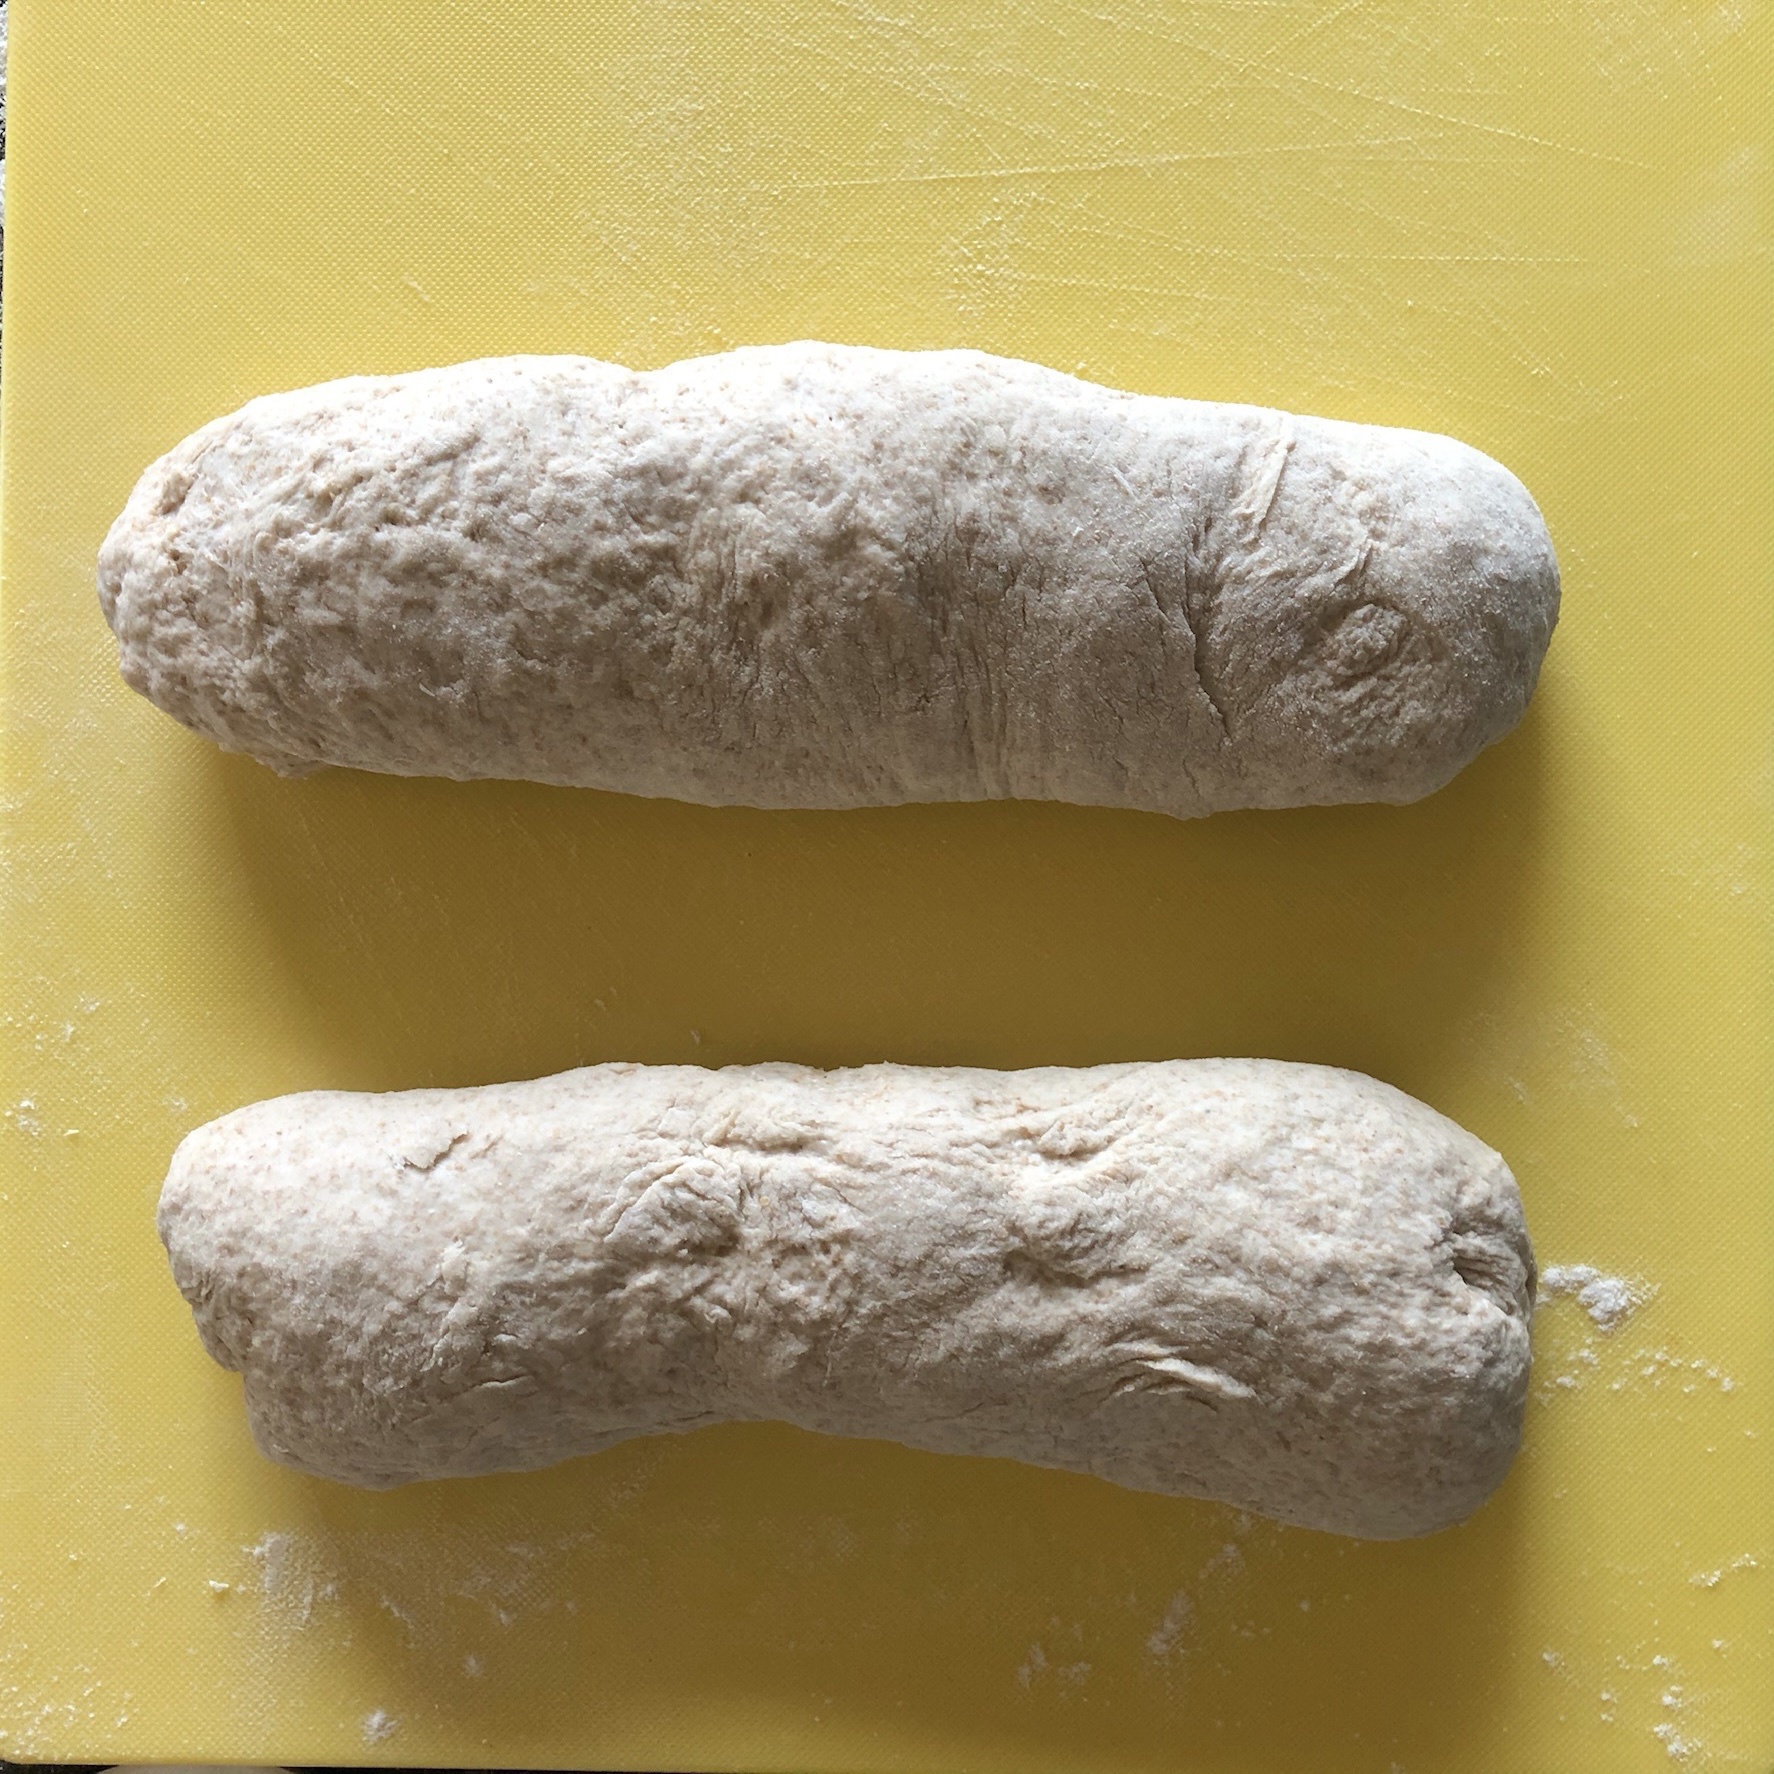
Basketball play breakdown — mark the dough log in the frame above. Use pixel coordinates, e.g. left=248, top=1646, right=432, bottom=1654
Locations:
left=159, top=1059, right=1535, bottom=1538
left=100, top=344, right=1558, bottom=816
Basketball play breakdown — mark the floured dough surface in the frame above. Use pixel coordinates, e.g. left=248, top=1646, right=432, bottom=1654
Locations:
left=99, top=343, right=1559, bottom=815
left=160, top=1058, right=1535, bottom=1538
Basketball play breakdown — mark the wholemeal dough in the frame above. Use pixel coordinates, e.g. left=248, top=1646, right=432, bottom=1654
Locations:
left=100, top=343, right=1558, bottom=816
left=159, top=1058, right=1535, bottom=1538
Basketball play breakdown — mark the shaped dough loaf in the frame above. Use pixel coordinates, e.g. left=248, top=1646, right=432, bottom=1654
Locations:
left=100, top=344, right=1558, bottom=816
left=159, top=1058, right=1534, bottom=1538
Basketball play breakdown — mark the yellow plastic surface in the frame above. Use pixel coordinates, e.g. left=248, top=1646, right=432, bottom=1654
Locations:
left=2, top=1, right=1770, bottom=1767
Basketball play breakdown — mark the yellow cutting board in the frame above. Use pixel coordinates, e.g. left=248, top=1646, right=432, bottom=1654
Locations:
left=1, top=1, right=1769, bottom=1767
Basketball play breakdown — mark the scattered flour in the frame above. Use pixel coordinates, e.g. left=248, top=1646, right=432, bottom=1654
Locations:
left=246, top=1530, right=289, bottom=1593
left=1654, top=1721, right=1695, bottom=1760
left=361, top=1707, right=399, bottom=1743
left=237, top=1521, right=595, bottom=1647
left=1539, top=1264, right=1648, bottom=1333
left=244, top=1530, right=332, bottom=1630
left=1017, top=1625, right=1092, bottom=1694
left=1146, top=1590, right=1193, bottom=1659
left=1201, top=1540, right=1245, bottom=1579
left=1145, top=1538, right=1248, bottom=1664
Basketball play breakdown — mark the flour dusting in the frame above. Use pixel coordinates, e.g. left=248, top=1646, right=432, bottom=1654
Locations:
left=1146, top=1589, right=1193, bottom=1659
left=361, top=1707, right=399, bottom=1743
left=1016, top=1624, right=1093, bottom=1695
left=1539, top=1264, right=1648, bottom=1333
left=246, top=1531, right=289, bottom=1595
left=1653, top=1721, right=1695, bottom=1761
left=1145, top=1536, right=1248, bottom=1664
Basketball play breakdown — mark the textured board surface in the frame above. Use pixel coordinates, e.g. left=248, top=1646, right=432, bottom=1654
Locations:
left=0, top=1, right=1769, bottom=1768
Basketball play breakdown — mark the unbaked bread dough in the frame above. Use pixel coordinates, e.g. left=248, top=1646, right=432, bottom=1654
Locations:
left=159, top=1058, right=1535, bottom=1538
left=100, top=343, right=1559, bottom=816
